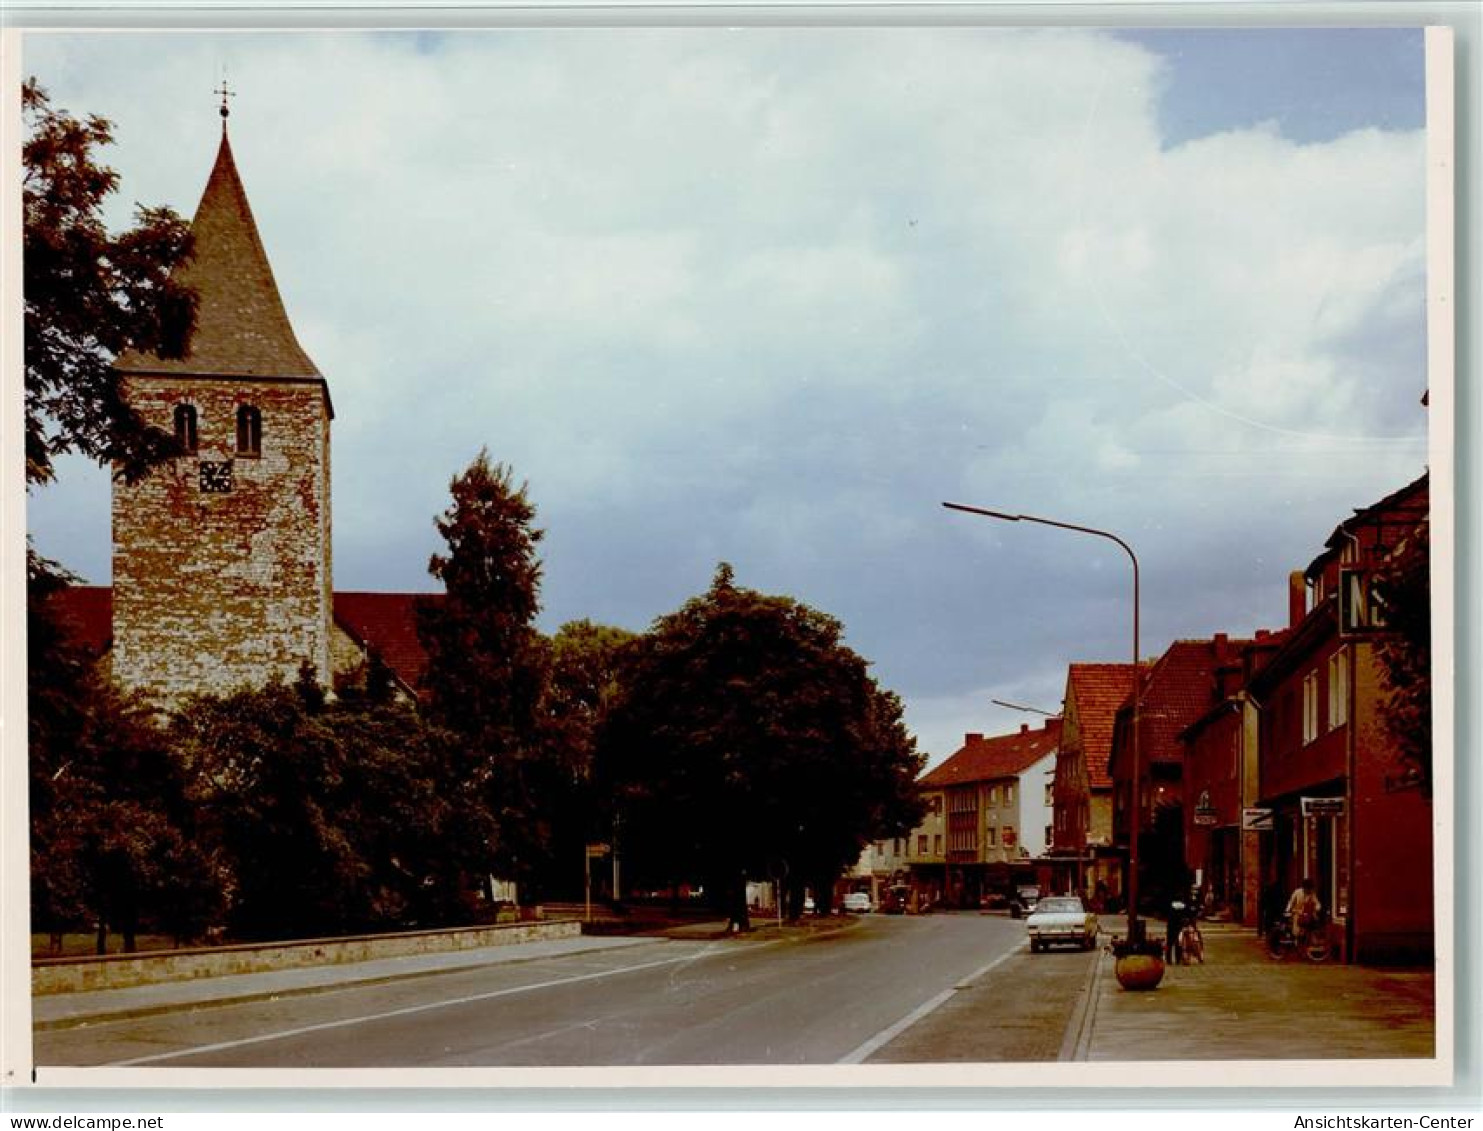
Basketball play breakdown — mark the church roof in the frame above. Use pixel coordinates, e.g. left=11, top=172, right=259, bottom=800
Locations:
left=115, top=126, right=321, bottom=380
left=332, top=591, right=439, bottom=699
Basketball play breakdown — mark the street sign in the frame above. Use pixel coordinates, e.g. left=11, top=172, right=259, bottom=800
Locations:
left=1241, top=808, right=1273, bottom=831
left=1301, top=797, right=1346, bottom=818
left=1193, top=809, right=1219, bottom=827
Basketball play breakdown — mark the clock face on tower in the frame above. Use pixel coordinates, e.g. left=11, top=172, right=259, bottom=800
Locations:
left=198, top=460, right=234, bottom=493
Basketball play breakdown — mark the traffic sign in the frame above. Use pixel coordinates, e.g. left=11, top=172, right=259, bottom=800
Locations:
left=1242, top=808, right=1273, bottom=831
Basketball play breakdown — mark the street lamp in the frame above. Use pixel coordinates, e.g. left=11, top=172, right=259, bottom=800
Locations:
left=943, top=501, right=1147, bottom=943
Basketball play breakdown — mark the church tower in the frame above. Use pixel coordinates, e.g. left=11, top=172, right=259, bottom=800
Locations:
left=111, top=97, right=333, bottom=700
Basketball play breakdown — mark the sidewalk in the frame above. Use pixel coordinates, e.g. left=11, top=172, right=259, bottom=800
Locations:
left=1070, top=916, right=1436, bottom=1061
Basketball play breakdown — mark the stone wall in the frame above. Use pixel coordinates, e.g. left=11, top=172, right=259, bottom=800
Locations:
left=112, top=374, right=332, bottom=700
left=34, top=919, right=582, bottom=996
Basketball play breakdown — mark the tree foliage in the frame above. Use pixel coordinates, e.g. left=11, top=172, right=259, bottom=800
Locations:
left=23, top=79, right=197, bottom=487
left=597, top=564, right=925, bottom=928
left=1373, top=520, right=1431, bottom=795
left=416, top=451, right=555, bottom=897
left=170, top=683, right=489, bottom=939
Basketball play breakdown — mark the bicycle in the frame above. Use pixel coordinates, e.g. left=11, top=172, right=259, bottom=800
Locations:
left=1266, top=916, right=1331, bottom=962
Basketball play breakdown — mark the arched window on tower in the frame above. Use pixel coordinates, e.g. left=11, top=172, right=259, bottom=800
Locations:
left=236, top=404, right=262, bottom=457
left=173, top=404, right=198, bottom=453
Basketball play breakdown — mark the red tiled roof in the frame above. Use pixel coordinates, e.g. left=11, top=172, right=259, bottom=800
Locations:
left=332, top=592, right=440, bottom=697
left=116, top=128, right=321, bottom=380
left=1115, top=638, right=1253, bottom=768
left=920, top=719, right=1062, bottom=788
left=44, top=586, right=439, bottom=700
left=48, top=585, right=113, bottom=655
left=1066, top=662, right=1140, bottom=790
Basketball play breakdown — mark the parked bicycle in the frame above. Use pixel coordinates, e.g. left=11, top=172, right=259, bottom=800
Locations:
left=1266, top=915, right=1331, bottom=962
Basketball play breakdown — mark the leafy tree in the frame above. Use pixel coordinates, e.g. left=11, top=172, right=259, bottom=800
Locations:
left=416, top=451, right=553, bottom=900
left=171, top=684, right=489, bottom=939
left=597, top=564, right=925, bottom=930
left=1373, top=519, right=1431, bottom=795
left=538, top=620, right=638, bottom=899
left=23, top=79, right=197, bottom=488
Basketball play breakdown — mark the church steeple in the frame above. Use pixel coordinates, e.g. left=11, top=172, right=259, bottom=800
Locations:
left=115, top=111, right=320, bottom=380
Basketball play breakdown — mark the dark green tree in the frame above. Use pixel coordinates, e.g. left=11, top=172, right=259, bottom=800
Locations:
left=1373, top=519, right=1431, bottom=795
left=171, top=684, right=489, bottom=939
left=416, top=450, right=553, bottom=901
left=597, top=564, right=925, bottom=930
left=539, top=620, right=638, bottom=899
left=23, top=78, right=197, bottom=488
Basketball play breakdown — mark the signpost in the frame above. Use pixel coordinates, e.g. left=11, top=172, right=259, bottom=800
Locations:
left=584, top=843, right=611, bottom=923
left=1301, top=797, right=1346, bottom=818
left=1241, top=808, right=1274, bottom=832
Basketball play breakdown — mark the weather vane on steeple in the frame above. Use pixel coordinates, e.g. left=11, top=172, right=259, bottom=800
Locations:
left=215, top=76, right=235, bottom=122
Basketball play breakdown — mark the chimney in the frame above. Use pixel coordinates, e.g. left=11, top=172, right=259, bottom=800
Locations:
left=1020, top=723, right=1030, bottom=735
left=1289, top=571, right=1308, bottom=627
left=1213, top=632, right=1229, bottom=663
left=1255, top=628, right=1269, bottom=641
left=966, top=733, right=983, bottom=744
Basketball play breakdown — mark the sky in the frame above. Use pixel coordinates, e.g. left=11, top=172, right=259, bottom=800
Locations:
left=20, top=27, right=1431, bottom=767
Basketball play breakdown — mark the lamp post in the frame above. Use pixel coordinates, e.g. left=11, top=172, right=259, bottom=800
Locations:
left=943, top=501, right=1146, bottom=943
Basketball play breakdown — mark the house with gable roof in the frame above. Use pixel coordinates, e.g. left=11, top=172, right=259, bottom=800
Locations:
left=918, top=718, right=1061, bottom=907
left=1108, top=636, right=1252, bottom=911
left=1048, top=662, right=1141, bottom=907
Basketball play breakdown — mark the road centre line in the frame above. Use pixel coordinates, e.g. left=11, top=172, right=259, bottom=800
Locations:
left=107, top=941, right=770, bottom=1067
left=836, top=942, right=1025, bottom=1064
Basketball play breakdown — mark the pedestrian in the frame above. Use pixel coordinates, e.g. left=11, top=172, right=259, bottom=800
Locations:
left=1285, top=877, right=1322, bottom=939
left=1165, top=894, right=1187, bottom=963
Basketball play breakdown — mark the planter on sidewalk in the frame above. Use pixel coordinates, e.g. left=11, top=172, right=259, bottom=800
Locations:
left=1110, top=936, right=1166, bottom=991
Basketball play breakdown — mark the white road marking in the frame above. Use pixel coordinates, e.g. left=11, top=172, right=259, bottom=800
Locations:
left=835, top=942, right=1025, bottom=1064
left=107, top=942, right=769, bottom=1067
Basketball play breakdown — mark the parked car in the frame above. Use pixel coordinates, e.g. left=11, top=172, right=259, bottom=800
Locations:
left=1025, top=895, right=1099, bottom=952
left=1009, top=885, right=1042, bottom=919
left=880, top=886, right=910, bottom=914
left=842, top=892, right=873, bottom=913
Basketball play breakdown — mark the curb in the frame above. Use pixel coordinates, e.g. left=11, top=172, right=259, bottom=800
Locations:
left=1060, top=944, right=1108, bottom=1062
left=33, top=936, right=659, bottom=1033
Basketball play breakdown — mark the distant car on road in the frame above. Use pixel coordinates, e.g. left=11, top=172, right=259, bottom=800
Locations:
left=842, top=892, right=873, bottom=913
left=1025, top=895, right=1099, bottom=952
left=1009, top=886, right=1042, bottom=919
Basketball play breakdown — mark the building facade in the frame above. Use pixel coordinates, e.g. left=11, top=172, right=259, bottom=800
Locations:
left=920, top=720, right=1062, bottom=907
left=1247, top=474, right=1431, bottom=963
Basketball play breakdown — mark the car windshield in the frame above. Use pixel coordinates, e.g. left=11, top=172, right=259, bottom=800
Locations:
left=1036, top=898, right=1084, bottom=914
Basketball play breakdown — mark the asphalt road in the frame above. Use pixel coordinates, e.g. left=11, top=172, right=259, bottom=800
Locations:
left=36, top=913, right=1096, bottom=1068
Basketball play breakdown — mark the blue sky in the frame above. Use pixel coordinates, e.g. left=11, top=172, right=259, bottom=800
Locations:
left=21, top=27, right=1432, bottom=764
left=1117, top=28, right=1424, bottom=145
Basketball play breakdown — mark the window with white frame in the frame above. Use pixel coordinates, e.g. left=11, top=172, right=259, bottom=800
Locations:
left=1005, top=783, right=1015, bottom=805
left=1302, top=670, right=1320, bottom=745
left=1328, top=648, right=1349, bottom=728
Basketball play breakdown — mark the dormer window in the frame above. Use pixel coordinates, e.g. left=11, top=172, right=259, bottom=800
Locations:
left=173, top=404, right=198, bottom=453
left=236, top=404, right=262, bottom=456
